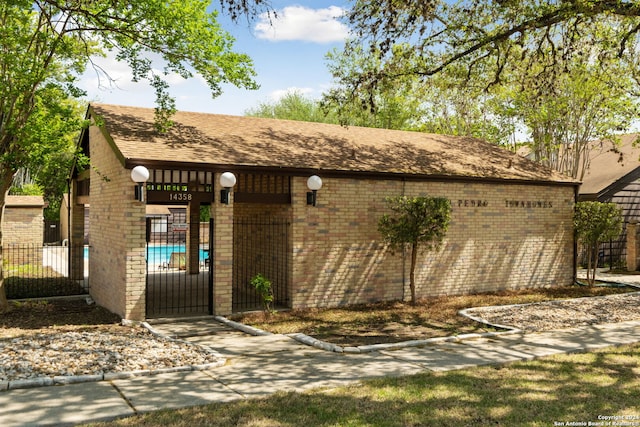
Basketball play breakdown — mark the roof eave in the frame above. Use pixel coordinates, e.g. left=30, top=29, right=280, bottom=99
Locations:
left=593, top=167, right=640, bottom=201
left=123, top=157, right=579, bottom=187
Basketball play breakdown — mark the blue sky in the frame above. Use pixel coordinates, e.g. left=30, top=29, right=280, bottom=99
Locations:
left=78, top=1, right=350, bottom=116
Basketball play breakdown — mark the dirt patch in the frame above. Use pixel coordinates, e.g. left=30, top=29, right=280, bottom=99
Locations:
left=2, top=284, right=637, bottom=348
left=1, top=298, right=122, bottom=339
left=235, top=285, right=638, bottom=347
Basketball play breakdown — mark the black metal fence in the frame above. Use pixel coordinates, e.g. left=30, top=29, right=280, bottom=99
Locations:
left=43, top=220, right=61, bottom=244
left=2, top=244, right=89, bottom=299
left=577, top=239, right=626, bottom=270
left=233, top=216, right=290, bottom=312
left=145, top=217, right=212, bottom=318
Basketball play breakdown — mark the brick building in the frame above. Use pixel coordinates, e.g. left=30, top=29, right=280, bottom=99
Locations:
left=578, top=134, right=640, bottom=268
left=2, top=195, right=45, bottom=246
left=2, top=195, right=45, bottom=266
left=72, top=103, right=579, bottom=321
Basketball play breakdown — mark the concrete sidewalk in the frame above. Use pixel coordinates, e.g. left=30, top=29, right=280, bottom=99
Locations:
left=2, top=317, right=640, bottom=427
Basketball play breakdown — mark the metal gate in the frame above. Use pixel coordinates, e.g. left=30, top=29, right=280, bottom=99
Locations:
left=233, top=216, right=290, bottom=312
left=145, top=215, right=213, bottom=317
left=43, top=220, right=61, bottom=244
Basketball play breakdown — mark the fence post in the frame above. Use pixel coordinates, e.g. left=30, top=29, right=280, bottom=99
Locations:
left=626, top=221, right=637, bottom=272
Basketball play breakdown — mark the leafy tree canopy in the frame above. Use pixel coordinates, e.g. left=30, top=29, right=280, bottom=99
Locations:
left=574, top=201, right=623, bottom=285
left=324, top=1, right=640, bottom=179
left=378, top=196, right=451, bottom=304
left=246, top=91, right=336, bottom=123
left=344, top=0, right=640, bottom=95
left=0, top=0, right=268, bottom=311
left=378, top=196, right=451, bottom=251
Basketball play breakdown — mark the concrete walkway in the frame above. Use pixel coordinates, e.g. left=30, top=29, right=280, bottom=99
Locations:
left=2, top=270, right=640, bottom=427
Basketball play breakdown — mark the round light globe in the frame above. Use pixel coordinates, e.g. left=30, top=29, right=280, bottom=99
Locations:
left=130, top=165, right=150, bottom=183
left=307, top=175, right=323, bottom=191
left=219, top=172, right=237, bottom=188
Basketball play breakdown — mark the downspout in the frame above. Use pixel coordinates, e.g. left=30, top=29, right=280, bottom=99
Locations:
left=573, top=184, right=578, bottom=284
left=402, top=177, right=407, bottom=302
left=67, top=178, right=71, bottom=273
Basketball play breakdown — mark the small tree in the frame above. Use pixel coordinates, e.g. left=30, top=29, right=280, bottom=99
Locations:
left=378, top=196, right=451, bottom=304
left=250, top=274, right=274, bottom=316
left=574, top=201, right=623, bottom=285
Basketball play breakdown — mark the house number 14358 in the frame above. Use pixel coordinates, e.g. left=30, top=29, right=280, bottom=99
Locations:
left=169, top=193, right=193, bottom=201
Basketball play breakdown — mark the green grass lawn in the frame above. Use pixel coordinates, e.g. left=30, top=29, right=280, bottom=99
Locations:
left=85, top=343, right=640, bottom=427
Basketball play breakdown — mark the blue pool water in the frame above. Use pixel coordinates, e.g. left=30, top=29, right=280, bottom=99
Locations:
left=83, top=245, right=208, bottom=265
left=146, top=245, right=208, bottom=266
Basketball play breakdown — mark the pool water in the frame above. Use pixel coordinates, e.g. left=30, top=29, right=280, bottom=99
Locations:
left=146, top=245, right=208, bottom=266
left=83, top=245, right=208, bottom=265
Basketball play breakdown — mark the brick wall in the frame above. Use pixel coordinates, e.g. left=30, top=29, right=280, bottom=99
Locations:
left=87, top=126, right=147, bottom=320
left=2, top=196, right=45, bottom=265
left=82, top=127, right=576, bottom=318
left=291, top=177, right=575, bottom=308
left=2, top=196, right=44, bottom=246
left=291, top=177, right=402, bottom=308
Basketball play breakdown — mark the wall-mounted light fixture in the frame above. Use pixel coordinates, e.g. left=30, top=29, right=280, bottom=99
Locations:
left=306, top=175, right=322, bottom=206
left=130, top=165, right=150, bottom=202
left=219, top=171, right=237, bottom=204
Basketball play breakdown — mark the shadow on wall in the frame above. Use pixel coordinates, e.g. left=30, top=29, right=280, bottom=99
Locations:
left=296, top=228, right=572, bottom=308
left=296, top=241, right=400, bottom=308
left=417, top=228, right=572, bottom=296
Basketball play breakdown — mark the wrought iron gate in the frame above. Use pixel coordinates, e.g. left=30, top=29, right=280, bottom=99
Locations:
left=233, top=216, right=290, bottom=312
left=145, top=215, right=213, bottom=317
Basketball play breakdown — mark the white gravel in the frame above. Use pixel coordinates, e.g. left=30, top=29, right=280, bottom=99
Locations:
left=465, top=292, right=640, bottom=333
left=0, top=327, right=220, bottom=382
left=3, top=291, right=640, bottom=384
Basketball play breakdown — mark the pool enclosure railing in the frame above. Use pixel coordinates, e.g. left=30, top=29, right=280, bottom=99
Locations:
left=2, top=243, right=89, bottom=299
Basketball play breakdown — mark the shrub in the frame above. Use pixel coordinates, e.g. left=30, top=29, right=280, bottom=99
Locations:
left=250, top=274, right=274, bottom=315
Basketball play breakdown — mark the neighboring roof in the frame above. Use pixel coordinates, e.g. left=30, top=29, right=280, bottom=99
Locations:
left=4, top=195, right=45, bottom=208
left=146, top=205, right=171, bottom=216
left=88, top=103, right=577, bottom=185
left=579, top=134, right=640, bottom=198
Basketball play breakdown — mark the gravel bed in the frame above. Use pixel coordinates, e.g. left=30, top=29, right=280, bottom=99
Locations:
left=0, top=327, right=220, bottom=382
left=465, top=292, right=640, bottom=333
left=2, top=292, right=639, bottom=384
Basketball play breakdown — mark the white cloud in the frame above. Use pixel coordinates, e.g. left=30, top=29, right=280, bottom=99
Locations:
left=78, top=50, right=197, bottom=107
left=255, top=5, right=348, bottom=43
left=269, top=86, right=316, bottom=101
left=80, top=54, right=136, bottom=92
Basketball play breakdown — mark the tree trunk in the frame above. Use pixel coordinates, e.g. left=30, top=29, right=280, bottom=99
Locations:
left=590, top=243, right=599, bottom=286
left=0, top=244, right=6, bottom=313
left=587, top=244, right=595, bottom=286
left=585, top=243, right=599, bottom=286
left=0, top=171, right=16, bottom=313
left=409, top=242, right=418, bottom=305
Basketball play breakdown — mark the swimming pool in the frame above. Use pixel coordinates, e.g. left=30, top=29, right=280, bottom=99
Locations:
left=83, top=245, right=208, bottom=266
left=146, top=245, right=208, bottom=266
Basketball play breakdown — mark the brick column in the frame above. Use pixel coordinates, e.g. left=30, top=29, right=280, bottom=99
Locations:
left=627, top=221, right=637, bottom=271
left=211, top=173, right=234, bottom=315
left=124, top=203, right=147, bottom=321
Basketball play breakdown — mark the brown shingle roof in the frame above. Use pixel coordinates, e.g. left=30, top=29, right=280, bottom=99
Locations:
left=89, top=103, right=576, bottom=184
left=146, top=205, right=171, bottom=216
left=579, top=134, right=640, bottom=197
